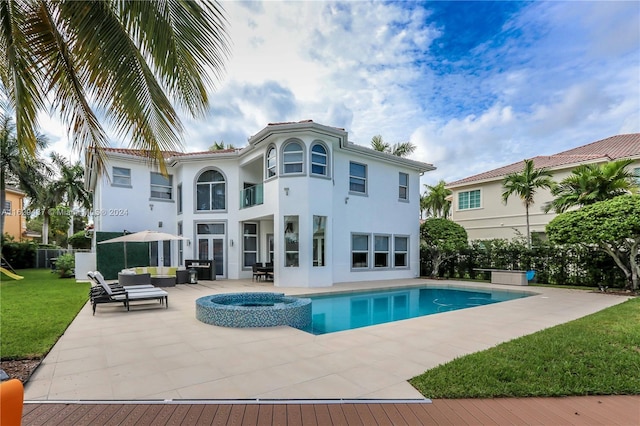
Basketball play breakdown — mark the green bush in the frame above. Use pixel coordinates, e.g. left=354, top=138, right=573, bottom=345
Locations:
left=1, top=240, right=37, bottom=269
left=423, top=238, right=627, bottom=288
left=55, top=253, right=75, bottom=278
left=67, top=231, right=91, bottom=250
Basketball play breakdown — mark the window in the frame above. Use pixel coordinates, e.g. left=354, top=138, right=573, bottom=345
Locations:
left=267, top=146, right=277, bottom=178
left=634, top=167, right=640, bottom=184
left=177, top=221, right=184, bottom=266
left=349, top=162, right=367, bottom=193
left=351, top=234, right=369, bottom=268
left=398, top=172, right=408, bottom=200
left=150, top=172, right=172, bottom=199
left=177, top=184, right=182, bottom=214
left=284, top=216, right=299, bottom=267
left=458, top=189, right=481, bottom=210
left=311, top=143, right=328, bottom=176
left=374, top=235, right=389, bottom=268
left=283, top=141, right=303, bottom=174
left=112, top=167, right=131, bottom=186
left=2, top=200, right=11, bottom=215
left=196, top=169, right=226, bottom=211
left=197, top=223, right=225, bottom=234
left=243, top=223, right=258, bottom=268
left=394, top=236, right=408, bottom=268
left=313, top=216, right=326, bottom=266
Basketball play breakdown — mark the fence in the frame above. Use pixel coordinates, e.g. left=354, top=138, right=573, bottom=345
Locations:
left=35, top=249, right=89, bottom=269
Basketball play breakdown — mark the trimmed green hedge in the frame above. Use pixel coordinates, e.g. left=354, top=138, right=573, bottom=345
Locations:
left=421, top=238, right=627, bottom=288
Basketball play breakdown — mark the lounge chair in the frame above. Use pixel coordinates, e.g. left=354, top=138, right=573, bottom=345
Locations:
left=88, top=271, right=156, bottom=292
left=88, top=271, right=168, bottom=315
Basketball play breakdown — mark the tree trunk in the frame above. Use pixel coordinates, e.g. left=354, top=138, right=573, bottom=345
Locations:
left=0, top=169, right=5, bottom=238
left=42, top=214, right=49, bottom=245
left=525, top=204, right=531, bottom=249
left=431, top=252, right=444, bottom=277
left=629, top=238, right=639, bottom=291
left=599, top=242, right=632, bottom=289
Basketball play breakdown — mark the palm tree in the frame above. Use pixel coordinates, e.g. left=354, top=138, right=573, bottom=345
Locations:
left=0, top=112, right=50, bottom=238
left=422, top=180, right=452, bottom=219
left=1, top=0, right=230, bottom=172
left=29, top=182, right=63, bottom=245
left=370, top=135, right=416, bottom=158
left=502, top=159, right=555, bottom=248
left=50, top=153, right=92, bottom=247
left=208, top=141, right=236, bottom=151
left=544, top=159, right=639, bottom=213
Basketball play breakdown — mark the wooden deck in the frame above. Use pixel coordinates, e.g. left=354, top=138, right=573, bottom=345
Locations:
left=22, top=395, right=640, bottom=425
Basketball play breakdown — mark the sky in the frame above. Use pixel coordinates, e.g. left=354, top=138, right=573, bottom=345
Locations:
left=42, top=0, right=640, bottom=188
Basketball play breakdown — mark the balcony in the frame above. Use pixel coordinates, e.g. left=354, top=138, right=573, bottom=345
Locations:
left=240, top=184, right=264, bottom=209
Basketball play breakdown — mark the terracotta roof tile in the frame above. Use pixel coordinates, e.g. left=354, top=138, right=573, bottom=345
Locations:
left=99, top=147, right=238, bottom=158
left=447, top=133, right=640, bottom=186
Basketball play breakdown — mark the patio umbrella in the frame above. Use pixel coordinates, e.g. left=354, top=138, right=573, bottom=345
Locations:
left=98, top=230, right=188, bottom=268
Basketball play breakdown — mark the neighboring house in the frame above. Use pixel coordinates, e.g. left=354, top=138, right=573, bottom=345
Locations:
left=446, top=134, right=640, bottom=241
left=2, top=187, right=30, bottom=241
left=85, top=120, right=435, bottom=287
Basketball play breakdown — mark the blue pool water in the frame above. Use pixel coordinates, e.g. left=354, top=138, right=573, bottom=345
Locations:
left=303, top=286, right=531, bottom=335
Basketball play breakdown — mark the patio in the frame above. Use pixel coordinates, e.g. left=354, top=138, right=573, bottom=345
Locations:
left=25, top=278, right=632, bottom=401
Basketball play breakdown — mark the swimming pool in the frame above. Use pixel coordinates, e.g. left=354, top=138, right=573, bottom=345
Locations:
left=303, top=285, right=531, bottom=335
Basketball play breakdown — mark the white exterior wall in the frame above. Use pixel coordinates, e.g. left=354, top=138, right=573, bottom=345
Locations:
left=331, top=150, right=421, bottom=283
left=88, top=122, right=432, bottom=287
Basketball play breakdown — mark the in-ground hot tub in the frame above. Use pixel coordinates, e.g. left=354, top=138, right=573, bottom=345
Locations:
left=196, top=292, right=311, bottom=329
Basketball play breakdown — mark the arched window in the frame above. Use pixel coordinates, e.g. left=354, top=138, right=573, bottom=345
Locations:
left=266, top=146, right=277, bottom=178
left=283, top=141, right=303, bottom=174
left=311, top=143, right=328, bottom=176
left=196, top=169, right=226, bottom=211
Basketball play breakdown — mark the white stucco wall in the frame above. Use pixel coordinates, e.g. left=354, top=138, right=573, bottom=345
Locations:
left=89, top=122, right=431, bottom=287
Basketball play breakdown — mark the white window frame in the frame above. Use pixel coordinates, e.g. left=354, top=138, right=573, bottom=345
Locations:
left=393, top=235, right=409, bottom=268
left=634, top=167, right=640, bottom=185
left=458, top=189, right=481, bottom=210
left=310, top=142, right=329, bottom=177
left=150, top=172, right=172, bottom=200
left=243, top=222, right=258, bottom=269
left=398, top=172, right=409, bottom=200
left=282, top=141, right=304, bottom=175
left=196, top=169, right=226, bottom=211
left=112, top=167, right=131, bottom=187
left=373, top=234, right=390, bottom=269
left=266, top=145, right=277, bottom=179
left=349, top=161, right=367, bottom=194
left=177, top=183, right=182, bottom=214
left=351, top=233, right=369, bottom=269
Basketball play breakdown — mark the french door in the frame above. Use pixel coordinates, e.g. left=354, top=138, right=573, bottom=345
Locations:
left=150, top=241, right=172, bottom=266
left=196, top=223, right=225, bottom=278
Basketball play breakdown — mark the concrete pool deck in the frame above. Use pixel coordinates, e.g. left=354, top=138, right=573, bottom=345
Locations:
left=24, top=278, right=632, bottom=401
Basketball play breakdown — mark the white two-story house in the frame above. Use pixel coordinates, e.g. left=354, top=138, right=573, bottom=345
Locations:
left=85, top=120, right=435, bottom=287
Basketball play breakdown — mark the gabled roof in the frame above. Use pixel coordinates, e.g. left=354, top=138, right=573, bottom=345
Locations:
left=447, top=133, right=640, bottom=187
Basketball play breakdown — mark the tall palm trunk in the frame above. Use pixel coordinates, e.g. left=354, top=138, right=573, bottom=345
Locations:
left=525, top=204, right=531, bottom=249
left=0, top=169, right=6, bottom=238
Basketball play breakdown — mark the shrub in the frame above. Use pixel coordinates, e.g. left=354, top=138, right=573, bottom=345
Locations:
left=1, top=240, right=37, bottom=269
left=55, top=253, right=75, bottom=278
left=67, top=231, right=91, bottom=250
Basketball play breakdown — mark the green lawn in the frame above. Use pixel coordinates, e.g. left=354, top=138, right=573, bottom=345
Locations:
left=409, top=297, right=640, bottom=398
left=0, top=269, right=90, bottom=359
